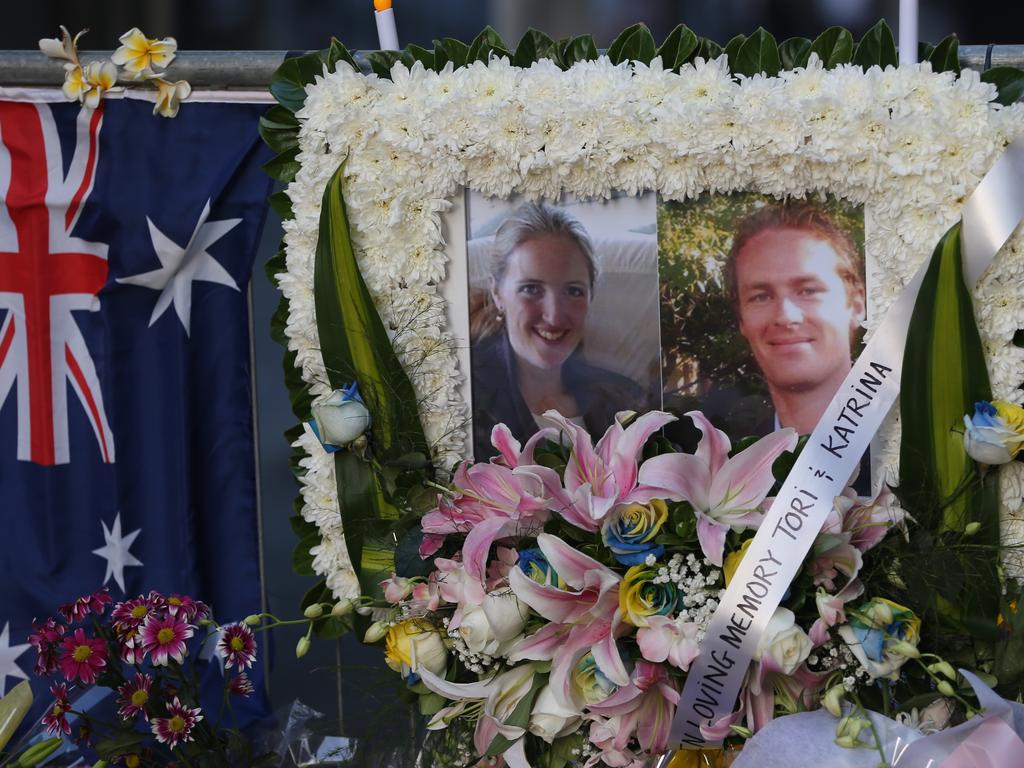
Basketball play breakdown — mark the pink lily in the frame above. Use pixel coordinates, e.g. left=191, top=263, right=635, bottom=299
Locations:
left=490, top=423, right=558, bottom=468
left=507, top=533, right=628, bottom=709
left=637, top=411, right=797, bottom=566
left=809, top=578, right=864, bottom=646
left=636, top=615, right=701, bottom=671
left=587, top=716, right=655, bottom=768
left=538, top=409, right=677, bottom=532
left=587, top=661, right=680, bottom=754
left=421, top=459, right=553, bottom=582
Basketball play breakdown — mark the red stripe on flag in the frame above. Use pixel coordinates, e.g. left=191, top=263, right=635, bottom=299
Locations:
left=65, top=104, right=103, bottom=230
left=0, top=314, right=14, bottom=366
left=65, top=342, right=110, bottom=464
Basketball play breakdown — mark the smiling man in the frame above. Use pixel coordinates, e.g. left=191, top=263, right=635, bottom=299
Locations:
left=727, top=203, right=866, bottom=438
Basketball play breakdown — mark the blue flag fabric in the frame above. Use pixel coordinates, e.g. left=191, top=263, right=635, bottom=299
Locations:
left=0, top=98, right=273, bottom=731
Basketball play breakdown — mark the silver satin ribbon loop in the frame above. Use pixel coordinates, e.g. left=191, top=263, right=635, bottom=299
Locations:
left=668, top=133, right=1024, bottom=751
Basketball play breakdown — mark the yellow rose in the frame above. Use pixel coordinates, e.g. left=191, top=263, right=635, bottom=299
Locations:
left=723, top=539, right=754, bottom=587
left=619, top=565, right=680, bottom=627
left=384, top=619, right=447, bottom=678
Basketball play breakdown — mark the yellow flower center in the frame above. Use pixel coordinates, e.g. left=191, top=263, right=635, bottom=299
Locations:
left=157, top=628, right=176, bottom=644
left=230, top=636, right=245, bottom=652
left=131, top=689, right=149, bottom=707
left=72, top=645, right=92, bottom=662
left=125, top=756, right=141, bottom=768
left=52, top=704, right=64, bottom=716
left=131, top=605, right=148, bottom=619
left=169, top=596, right=182, bottom=606
left=168, top=714, right=185, bottom=733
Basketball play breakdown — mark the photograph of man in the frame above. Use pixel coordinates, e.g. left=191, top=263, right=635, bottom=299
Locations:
left=467, top=194, right=661, bottom=461
left=728, top=203, right=866, bottom=437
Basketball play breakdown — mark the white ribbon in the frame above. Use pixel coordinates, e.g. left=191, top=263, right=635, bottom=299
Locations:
left=667, top=133, right=1024, bottom=751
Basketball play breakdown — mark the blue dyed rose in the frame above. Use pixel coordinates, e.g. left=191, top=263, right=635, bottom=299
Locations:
left=963, top=400, right=1024, bottom=465
left=600, top=500, right=668, bottom=565
left=517, top=549, right=567, bottom=589
left=309, top=382, right=371, bottom=452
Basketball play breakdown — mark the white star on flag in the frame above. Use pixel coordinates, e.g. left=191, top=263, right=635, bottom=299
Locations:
left=92, top=512, right=143, bottom=592
left=116, top=199, right=241, bottom=335
left=0, top=622, right=30, bottom=696
left=199, top=624, right=226, bottom=674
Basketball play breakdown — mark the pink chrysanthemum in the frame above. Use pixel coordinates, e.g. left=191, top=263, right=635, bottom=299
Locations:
left=216, top=623, right=257, bottom=670
left=228, top=672, right=254, bottom=698
left=151, top=696, right=203, bottom=749
left=42, top=682, right=72, bottom=735
left=28, top=617, right=66, bottom=675
left=165, top=594, right=209, bottom=622
left=140, top=613, right=193, bottom=666
left=59, top=628, right=108, bottom=684
left=59, top=587, right=112, bottom=623
left=117, top=672, right=153, bottom=721
left=119, top=630, right=147, bottom=665
left=111, top=594, right=161, bottom=633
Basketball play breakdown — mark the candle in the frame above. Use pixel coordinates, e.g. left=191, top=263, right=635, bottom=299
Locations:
left=374, top=0, right=400, bottom=51
left=899, top=0, right=918, bottom=65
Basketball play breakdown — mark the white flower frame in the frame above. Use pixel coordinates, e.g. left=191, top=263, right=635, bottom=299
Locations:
left=278, top=55, right=1024, bottom=599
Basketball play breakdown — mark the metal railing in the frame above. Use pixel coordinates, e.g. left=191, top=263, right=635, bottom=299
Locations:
left=0, top=45, right=1022, bottom=89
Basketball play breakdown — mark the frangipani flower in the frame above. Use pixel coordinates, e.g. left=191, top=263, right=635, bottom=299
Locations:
left=637, top=411, right=798, bottom=565
left=963, top=400, right=1024, bottom=465
left=153, top=78, right=191, bottom=118
left=38, top=26, right=82, bottom=63
left=64, top=61, right=118, bottom=110
left=508, top=533, right=628, bottom=709
left=111, top=27, right=177, bottom=79
left=538, top=409, right=677, bottom=532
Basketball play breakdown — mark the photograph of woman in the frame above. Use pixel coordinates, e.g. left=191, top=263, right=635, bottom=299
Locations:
left=466, top=194, right=661, bottom=461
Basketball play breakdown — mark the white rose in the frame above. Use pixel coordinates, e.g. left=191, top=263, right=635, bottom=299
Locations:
left=528, top=685, right=581, bottom=743
left=311, top=386, right=371, bottom=447
left=756, top=608, right=812, bottom=675
left=458, top=591, right=528, bottom=656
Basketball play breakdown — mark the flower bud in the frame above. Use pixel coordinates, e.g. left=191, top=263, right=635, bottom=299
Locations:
left=331, top=600, right=354, bottom=618
left=937, top=680, right=956, bottom=697
left=888, top=639, right=921, bottom=659
left=303, top=604, right=324, bottom=619
left=363, top=620, right=389, bottom=643
left=964, top=521, right=982, bottom=536
left=928, top=661, right=957, bottom=681
left=295, top=636, right=311, bottom=659
left=243, top=614, right=262, bottom=626
left=823, top=684, right=845, bottom=718
left=835, top=735, right=859, bottom=749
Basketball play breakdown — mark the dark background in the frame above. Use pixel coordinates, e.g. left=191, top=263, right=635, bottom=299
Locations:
left=4, top=0, right=1020, bottom=749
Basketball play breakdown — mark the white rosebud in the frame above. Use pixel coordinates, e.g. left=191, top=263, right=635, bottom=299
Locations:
left=311, top=384, right=372, bottom=448
left=755, top=608, right=812, bottom=675
left=456, top=591, right=528, bottom=657
left=528, top=685, right=581, bottom=743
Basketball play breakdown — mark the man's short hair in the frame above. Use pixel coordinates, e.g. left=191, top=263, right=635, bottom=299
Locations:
left=725, top=202, right=865, bottom=307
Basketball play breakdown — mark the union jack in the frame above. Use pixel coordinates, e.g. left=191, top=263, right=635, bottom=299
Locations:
left=0, top=101, right=115, bottom=465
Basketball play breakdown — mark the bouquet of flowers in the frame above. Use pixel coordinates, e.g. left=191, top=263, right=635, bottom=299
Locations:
left=354, top=407, right=1024, bottom=768
left=2, top=586, right=310, bottom=767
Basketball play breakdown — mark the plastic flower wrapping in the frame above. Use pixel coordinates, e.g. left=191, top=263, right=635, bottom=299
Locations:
left=352, top=408, right=1023, bottom=768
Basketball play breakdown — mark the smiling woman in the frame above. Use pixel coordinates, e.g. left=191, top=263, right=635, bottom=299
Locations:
left=468, top=195, right=661, bottom=460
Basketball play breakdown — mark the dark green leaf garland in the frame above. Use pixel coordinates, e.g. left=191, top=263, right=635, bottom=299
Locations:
left=261, top=23, right=1024, bottom=640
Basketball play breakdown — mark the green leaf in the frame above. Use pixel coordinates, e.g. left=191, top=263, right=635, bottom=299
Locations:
left=325, top=38, right=358, bottom=72
left=723, top=34, right=746, bottom=70
left=918, top=42, right=935, bottom=62
left=558, top=35, right=598, bottom=67
left=538, top=733, right=580, bottom=768
left=292, top=529, right=320, bottom=575
left=290, top=514, right=319, bottom=539
left=418, top=691, right=447, bottom=716
left=262, top=146, right=300, bottom=183
left=657, top=24, right=699, bottom=70
left=406, top=43, right=435, bottom=71
left=366, top=49, right=402, bottom=79
left=95, top=733, right=146, bottom=760
left=696, top=37, right=724, bottom=61
left=439, top=37, right=471, bottom=69
left=982, top=67, right=1024, bottom=106
left=514, top=28, right=558, bottom=68
left=853, top=19, right=898, bottom=70
left=268, top=190, right=292, bottom=220
left=899, top=223, right=999, bottom=637
left=928, top=34, right=960, bottom=73
left=432, top=40, right=451, bottom=70
left=779, top=37, right=812, bottom=70
left=810, top=26, right=854, bottom=68
left=270, top=51, right=330, bottom=113
left=732, top=28, right=780, bottom=77
left=467, top=26, right=510, bottom=63
left=258, top=105, right=299, bottom=154
left=606, top=23, right=656, bottom=65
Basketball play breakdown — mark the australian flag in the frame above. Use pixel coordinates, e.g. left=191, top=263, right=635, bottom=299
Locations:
left=0, top=98, right=273, bottom=734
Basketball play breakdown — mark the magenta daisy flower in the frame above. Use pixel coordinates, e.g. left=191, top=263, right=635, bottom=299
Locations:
left=117, top=672, right=153, bottom=721
left=216, top=623, right=257, bottom=670
left=119, top=630, right=146, bottom=665
left=165, top=594, right=209, bottom=622
left=59, top=628, right=108, bottom=684
left=228, top=672, right=254, bottom=698
left=140, top=613, right=193, bottom=666
left=42, top=682, right=72, bottom=735
left=111, top=594, right=160, bottom=632
left=151, top=696, right=203, bottom=749
left=59, top=587, right=112, bottom=623
left=28, top=617, right=66, bottom=675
